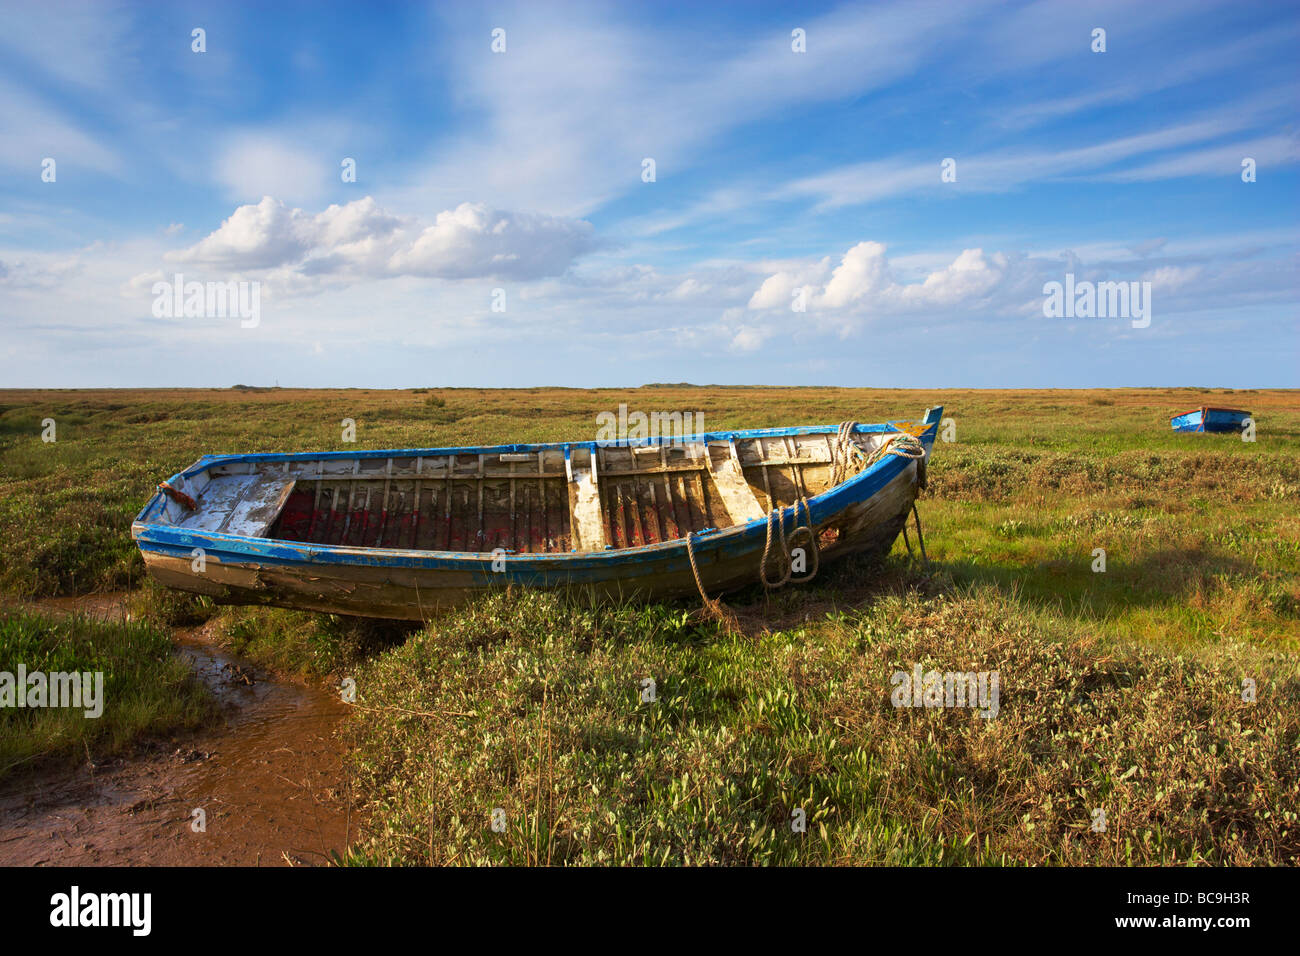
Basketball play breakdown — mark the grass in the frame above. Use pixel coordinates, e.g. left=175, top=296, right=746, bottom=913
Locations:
left=0, top=385, right=1296, bottom=863
left=341, top=585, right=1300, bottom=865
left=212, top=606, right=413, bottom=679
left=0, top=611, right=214, bottom=778
left=123, top=579, right=411, bottom=679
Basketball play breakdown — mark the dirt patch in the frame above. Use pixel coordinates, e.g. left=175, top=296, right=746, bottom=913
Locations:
left=0, top=595, right=354, bottom=866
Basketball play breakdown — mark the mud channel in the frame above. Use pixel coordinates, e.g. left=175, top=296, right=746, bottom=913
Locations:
left=0, top=594, right=355, bottom=866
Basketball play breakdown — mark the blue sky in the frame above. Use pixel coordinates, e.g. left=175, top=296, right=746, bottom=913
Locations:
left=0, top=0, right=1296, bottom=388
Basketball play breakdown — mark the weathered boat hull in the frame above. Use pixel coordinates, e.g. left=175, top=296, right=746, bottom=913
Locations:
left=1170, top=406, right=1251, bottom=433
left=132, top=408, right=942, bottom=620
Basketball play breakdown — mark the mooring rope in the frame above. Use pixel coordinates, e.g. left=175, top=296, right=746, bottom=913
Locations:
left=685, top=530, right=740, bottom=631
left=832, top=422, right=924, bottom=482
left=868, top=433, right=926, bottom=464
left=685, top=529, right=709, bottom=599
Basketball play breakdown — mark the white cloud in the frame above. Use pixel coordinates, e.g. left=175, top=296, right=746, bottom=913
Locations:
left=388, top=203, right=596, bottom=280
left=665, top=278, right=707, bottom=300
left=1090, top=135, right=1300, bottom=183
left=822, top=242, right=893, bottom=307
left=750, top=242, right=1012, bottom=317
left=747, top=258, right=832, bottom=309
left=169, top=197, right=317, bottom=270
left=165, top=196, right=598, bottom=282
left=896, top=248, right=1009, bottom=306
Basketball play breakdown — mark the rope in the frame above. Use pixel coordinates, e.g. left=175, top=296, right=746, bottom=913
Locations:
left=787, top=496, right=820, bottom=584
left=685, top=529, right=710, bottom=599
left=760, top=423, right=926, bottom=592
left=866, top=432, right=925, bottom=464
left=760, top=496, right=820, bottom=588
left=829, top=421, right=862, bottom=487
left=685, top=531, right=740, bottom=631
left=760, top=506, right=790, bottom=588
left=683, top=422, right=928, bottom=619
left=832, top=422, right=925, bottom=484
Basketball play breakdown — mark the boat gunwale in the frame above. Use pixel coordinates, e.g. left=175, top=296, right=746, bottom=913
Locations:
left=1169, top=405, right=1252, bottom=423
left=132, top=413, right=943, bottom=567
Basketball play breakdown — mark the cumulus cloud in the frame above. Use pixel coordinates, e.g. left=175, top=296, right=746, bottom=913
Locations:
left=747, top=257, right=831, bottom=309
left=169, top=197, right=317, bottom=270
left=166, top=196, right=598, bottom=282
left=387, top=203, right=595, bottom=280
left=749, top=241, right=1012, bottom=317
left=822, top=241, right=893, bottom=307
left=895, top=248, right=1009, bottom=305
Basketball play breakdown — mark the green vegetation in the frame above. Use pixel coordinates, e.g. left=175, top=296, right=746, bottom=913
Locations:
left=0, top=386, right=1296, bottom=862
left=0, top=611, right=214, bottom=778
left=213, top=606, right=412, bottom=679
left=342, top=586, right=1299, bottom=865
left=124, top=580, right=411, bottom=679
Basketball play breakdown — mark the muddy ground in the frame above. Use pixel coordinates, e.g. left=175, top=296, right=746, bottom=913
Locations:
left=0, top=597, right=353, bottom=866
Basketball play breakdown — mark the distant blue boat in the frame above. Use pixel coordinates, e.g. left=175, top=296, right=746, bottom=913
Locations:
left=1170, top=406, right=1252, bottom=434
left=132, top=407, right=944, bottom=620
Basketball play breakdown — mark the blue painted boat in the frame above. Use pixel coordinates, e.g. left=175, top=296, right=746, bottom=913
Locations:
left=131, top=407, right=943, bottom=620
left=1170, top=406, right=1252, bottom=433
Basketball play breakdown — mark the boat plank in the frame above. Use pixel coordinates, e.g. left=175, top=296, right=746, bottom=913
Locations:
left=569, top=460, right=605, bottom=551
left=708, top=444, right=766, bottom=524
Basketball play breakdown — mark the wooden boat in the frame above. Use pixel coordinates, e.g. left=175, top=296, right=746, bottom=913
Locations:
left=131, top=406, right=944, bottom=620
left=1170, top=406, right=1251, bottom=433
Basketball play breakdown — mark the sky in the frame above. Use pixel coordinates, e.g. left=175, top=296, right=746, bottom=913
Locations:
left=0, top=0, right=1296, bottom=389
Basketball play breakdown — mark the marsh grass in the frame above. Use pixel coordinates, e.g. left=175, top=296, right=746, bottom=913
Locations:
left=214, top=606, right=415, bottom=679
left=0, top=611, right=214, bottom=778
left=343, top=587, right=1300, bottom=865
left=126, top=580, right=414, bottom=679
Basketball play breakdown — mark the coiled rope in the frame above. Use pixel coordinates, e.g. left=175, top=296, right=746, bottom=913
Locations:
left=760, top=496, right=820, bottom=588
left=829, top=420, right=863, bottom=487
left=761, top=424, right=927, bottom=590
left=686, top=423, right=931, bottom=616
